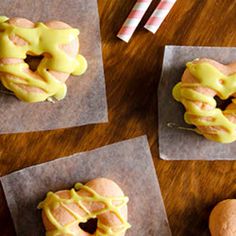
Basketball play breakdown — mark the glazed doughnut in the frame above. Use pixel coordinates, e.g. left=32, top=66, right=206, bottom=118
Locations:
left=209, top=199, right=236, bottom=236
left=38, top=178, right=131, bottom=236
left=172, top=58, right=236, bottom=143
left=0, top=16, right=87, bottom=103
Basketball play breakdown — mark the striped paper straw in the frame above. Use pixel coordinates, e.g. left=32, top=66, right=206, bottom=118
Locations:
left=117, top=0, right=152, bottom=43
left=144, top=0, right=176, bottom=34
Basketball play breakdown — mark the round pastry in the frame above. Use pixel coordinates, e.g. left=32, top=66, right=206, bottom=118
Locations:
left=172, top=58, right=236, bottom=143
left=209, top=199, right=236, bottom=236
left=0, top=16, right=87, bottom=103
left=38, top=178, right=131, bottom=236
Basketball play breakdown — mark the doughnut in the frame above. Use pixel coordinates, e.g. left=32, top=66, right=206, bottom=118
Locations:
left=172, top=58, right=236, bottom=143
left=0, top=16, right=87, bottom=103
left=209, top=199, right=236, bottom=236
left=38, top=178, right=131, bottom=236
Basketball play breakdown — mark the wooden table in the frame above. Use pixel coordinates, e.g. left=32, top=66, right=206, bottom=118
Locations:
left=1, top=0, right=236, bottom=235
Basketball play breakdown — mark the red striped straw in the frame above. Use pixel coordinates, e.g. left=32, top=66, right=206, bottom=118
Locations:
left=117, top=0, right=153, bottom=43
left=144, top=0, right=176, bottom=34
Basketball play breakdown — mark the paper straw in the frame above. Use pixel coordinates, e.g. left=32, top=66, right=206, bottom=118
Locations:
left=144, top=0, right=176, bottom=34
left=117, top=0, right=152, bottom=43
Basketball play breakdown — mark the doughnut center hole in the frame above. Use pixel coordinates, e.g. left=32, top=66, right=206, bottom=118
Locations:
left=79, top=218, right=98, bottom=234
left=24, top=54, right=44, bottom=72
left=215, top=96, right=232, bottom=110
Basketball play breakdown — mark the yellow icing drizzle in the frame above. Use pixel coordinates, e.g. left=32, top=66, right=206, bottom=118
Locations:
left=38, top=183, right=131, bottom=236
left=0, top=16, right=87, bottom=102
left=172, top=61, right=236, bottom=143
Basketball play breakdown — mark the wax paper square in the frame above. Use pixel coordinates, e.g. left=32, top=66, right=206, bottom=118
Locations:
left=158, top=45, right=236, bottom=160
left=1, top=136, right=171, bottom=236
left=0, top=0, right=108, bottom=133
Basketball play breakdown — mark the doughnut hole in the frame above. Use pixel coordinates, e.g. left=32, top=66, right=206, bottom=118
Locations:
left=24, top=53, right=54, bottom=81
left=79, top=218, right=98, bottom=234
left=215, top=96, right=233, bottom=111
left=24, top=55, right=44, bottom=72
left=23, top=53, right=49, bottom=82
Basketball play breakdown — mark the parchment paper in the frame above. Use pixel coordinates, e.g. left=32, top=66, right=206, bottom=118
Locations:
left=1, top=136, right=172, bottom=236
left=158, top=45, right=236, bottom=160
left=0, top=0, right=108, bottom=133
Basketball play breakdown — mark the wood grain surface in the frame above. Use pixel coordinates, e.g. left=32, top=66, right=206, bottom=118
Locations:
left=0, top=0, right=236, bottom=235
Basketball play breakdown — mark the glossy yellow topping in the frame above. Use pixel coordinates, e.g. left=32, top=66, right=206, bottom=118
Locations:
left=172, top=61, right=236, bottom=143
left=38, top=183, right=131, bottom=236
left=0, top=16, right=87, bottom=103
